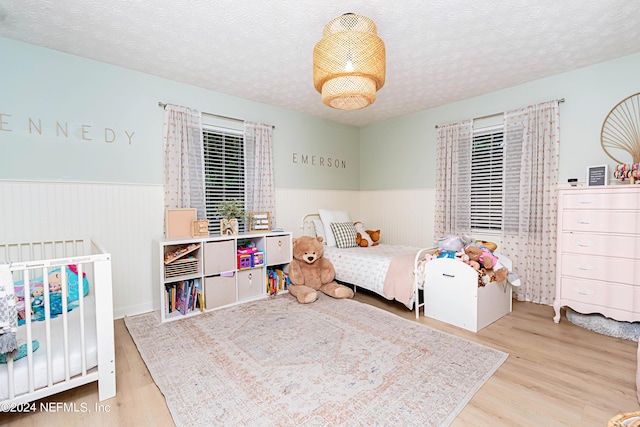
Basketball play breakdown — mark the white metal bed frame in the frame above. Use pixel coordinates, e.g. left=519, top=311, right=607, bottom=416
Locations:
left=300, top=213, right=431, bottom=318
left=0, top=238, right=116, bottom=406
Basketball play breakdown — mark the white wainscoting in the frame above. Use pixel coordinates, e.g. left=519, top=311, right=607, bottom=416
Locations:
left=360, top=188, right=436, bottom=247
left=0, top=183, right=435, bottom=318
left=275, top=188, right=362, bottom=238
left=0, top=180, right=164, bottom=319
left=276, top=187, right=436, bottom=248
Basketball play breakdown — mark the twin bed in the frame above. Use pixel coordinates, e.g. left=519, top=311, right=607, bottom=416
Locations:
left=302, top=211, right=513, bottom=331
left=0, top=238, right=115, bottom=407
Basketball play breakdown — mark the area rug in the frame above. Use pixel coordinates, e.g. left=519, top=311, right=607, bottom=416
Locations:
left=124, top=296, right=508, bottom=427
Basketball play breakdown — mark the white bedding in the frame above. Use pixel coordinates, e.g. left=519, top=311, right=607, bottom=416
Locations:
left=323, top=244, right=422, bottom=307
left=0, top=295, right=98, bottom=400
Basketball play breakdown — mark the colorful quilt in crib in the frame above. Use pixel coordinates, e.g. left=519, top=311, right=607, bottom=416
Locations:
left=14, top=265, right=89, bottom=325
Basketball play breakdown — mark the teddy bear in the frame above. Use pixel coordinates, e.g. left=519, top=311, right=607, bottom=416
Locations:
left=288, top=235, right=355, bottom=304
left=353, top=222, right=381, bottom=247
left=465, top=245, right=509, bottom=283
left=365, top=229, right=380, bottom=246
left=354, top=221, right=373, bottom=247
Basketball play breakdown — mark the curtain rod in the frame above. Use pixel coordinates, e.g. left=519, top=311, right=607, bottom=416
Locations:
left=158, top=102, right=275, bottom=128
left=434, top=98, right=565, bottom=128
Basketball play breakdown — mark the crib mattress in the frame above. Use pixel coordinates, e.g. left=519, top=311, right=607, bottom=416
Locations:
left=0, top=295, right=98, bottom=400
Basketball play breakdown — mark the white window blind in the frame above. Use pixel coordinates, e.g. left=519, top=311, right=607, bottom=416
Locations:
left=203, top=126, right=246, bottom=234
left=470, top=125, right=504, bottom=232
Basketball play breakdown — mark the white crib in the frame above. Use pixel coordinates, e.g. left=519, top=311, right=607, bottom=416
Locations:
left=0, top=238, right=115, bottom=407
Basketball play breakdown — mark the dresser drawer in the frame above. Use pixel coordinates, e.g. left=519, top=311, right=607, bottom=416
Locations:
left=562, top=210, right=639, bottom=234
left=560, top=276, right=635, bottom=312
left=560, top=253, right=637, bottom=285
left=266, top=235, right=291, bottom=265
left=237, top=268, right=264, bottom=300
left=560, top=232, right=639, bottom=259
left=561, top=190, right=640, bottom=210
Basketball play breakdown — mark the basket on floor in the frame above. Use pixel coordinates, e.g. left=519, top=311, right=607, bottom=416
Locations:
left=608, top=412, right=640, bottom=427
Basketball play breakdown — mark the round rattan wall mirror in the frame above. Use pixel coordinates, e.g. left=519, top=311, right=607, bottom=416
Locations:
left=600, top=92, right=640, bottom=164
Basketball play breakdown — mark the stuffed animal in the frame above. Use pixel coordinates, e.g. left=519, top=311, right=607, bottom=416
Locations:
left=366, top=229, right=380, bottom=246
left=465, top=245, right=509, bottom=283
left=353, top=222, right=380, bottom=247
left=437, top=234, right=464, bottom=252
left=354, top=221, right=373, bottom=247
left=288, top=236, right=355, bottom=304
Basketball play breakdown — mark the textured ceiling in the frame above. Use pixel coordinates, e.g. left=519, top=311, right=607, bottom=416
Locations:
left=1, top=1, right=640, bottom=127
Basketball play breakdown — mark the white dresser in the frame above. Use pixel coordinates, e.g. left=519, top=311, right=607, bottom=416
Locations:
left=554, top=186, right=640, bottom=323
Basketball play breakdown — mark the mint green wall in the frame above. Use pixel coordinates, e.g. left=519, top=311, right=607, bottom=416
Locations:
left=0, top=37, right=360, bottom=190
left=360, top=52, right=640, bottom=190
left=4, top=37, right=639, bottom=193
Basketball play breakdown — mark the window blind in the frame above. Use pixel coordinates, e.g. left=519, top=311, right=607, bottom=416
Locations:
left=203, top=126, right=246, bottom=234
left=470, top=125, right=504, bottom=232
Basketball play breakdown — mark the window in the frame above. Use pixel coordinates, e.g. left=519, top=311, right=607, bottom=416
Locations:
left=470, top=125, right=504, bottom=232
left=203, top=126, right=245, bottom=234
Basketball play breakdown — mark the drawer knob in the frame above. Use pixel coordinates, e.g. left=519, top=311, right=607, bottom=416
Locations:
left=575, top=218, right=592, bottom=224
left=575, top=240, right=592, bottom=247
left=577, top=198, right=593, bottom=204
left=575, top=264, right=593, bottom=271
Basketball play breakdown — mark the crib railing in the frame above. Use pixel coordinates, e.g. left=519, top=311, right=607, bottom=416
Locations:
left=1, top=238, right=115, bottom=405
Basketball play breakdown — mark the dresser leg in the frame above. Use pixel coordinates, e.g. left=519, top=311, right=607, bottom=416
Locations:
left=553, top=302, right=561, bottom=323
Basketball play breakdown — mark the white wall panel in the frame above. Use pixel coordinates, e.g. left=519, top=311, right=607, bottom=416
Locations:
left=0, top=183, right=434, bottom=319
left=275, top=188, right=361, bottom=238
left=0, top=181, right=164, bottom=319
left=275, top=188, right=436, bottom=248
left=360, top=189, right=436, bottom=247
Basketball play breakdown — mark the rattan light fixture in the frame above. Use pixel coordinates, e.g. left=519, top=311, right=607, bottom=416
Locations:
left=313, top=13, right=385, bottom=110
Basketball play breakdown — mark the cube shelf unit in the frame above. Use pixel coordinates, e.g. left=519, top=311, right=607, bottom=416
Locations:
left=155, top=231, right=292, bottom=323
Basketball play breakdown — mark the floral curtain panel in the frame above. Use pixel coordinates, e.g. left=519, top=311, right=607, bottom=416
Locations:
left=501, top=100, right=560, bottom=304
left=163, top=104, right=205, bottom=219
left=434, top=100, right=560, bottom=305
left=244, top=122, right=276, bottom=228
left=434, top=120, right=473, bottom=238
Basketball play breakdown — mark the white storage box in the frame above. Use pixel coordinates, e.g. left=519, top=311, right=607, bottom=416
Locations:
left=423, top=256, right=513, bottom=332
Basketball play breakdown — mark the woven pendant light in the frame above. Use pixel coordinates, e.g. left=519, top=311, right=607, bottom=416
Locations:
left=313, top=13, right=385, bottom=110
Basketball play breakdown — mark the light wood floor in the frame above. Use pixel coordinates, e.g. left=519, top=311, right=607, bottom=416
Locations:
left=3, top=292, right=638, bottom=426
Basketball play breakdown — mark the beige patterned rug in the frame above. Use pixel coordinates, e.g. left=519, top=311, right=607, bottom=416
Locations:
left=124, top=296, right=507, bottom=426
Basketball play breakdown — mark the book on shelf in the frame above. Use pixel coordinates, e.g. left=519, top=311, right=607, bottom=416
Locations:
left=197, top=290, right=204, bottom=312
left=165, top=279, right=201, bottom=316
left=266, top=268, right=290, bottom=296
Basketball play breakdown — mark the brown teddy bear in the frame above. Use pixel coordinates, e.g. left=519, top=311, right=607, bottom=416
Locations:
left=354, top=221, right=371, bottom=247
left=465, top=245, right=508, bottom=284
left=288, top=236, right=355, bottom=303
left=366, top=229, right=380, bottom=246
left=353, top=222, right=381, bottom=247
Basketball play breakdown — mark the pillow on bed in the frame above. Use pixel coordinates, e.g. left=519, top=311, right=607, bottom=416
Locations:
left=312, top=219, right=326, bottom=242
left=330, top=222, right=359, bottom=249
left=319, top=209, right=352, bottom=247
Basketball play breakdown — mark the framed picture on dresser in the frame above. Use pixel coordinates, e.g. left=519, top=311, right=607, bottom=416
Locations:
left=586, top=164, right=609, bottom=186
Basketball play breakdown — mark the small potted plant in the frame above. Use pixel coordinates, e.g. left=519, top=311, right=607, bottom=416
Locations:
left=215, top=199, right=245, bottom=235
